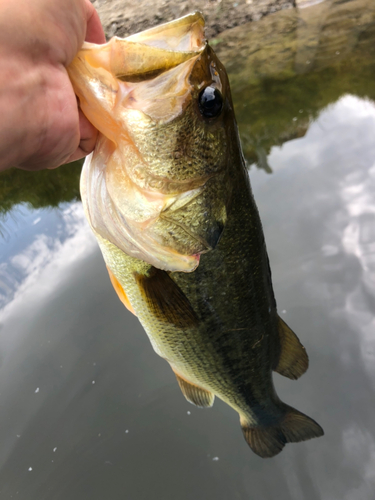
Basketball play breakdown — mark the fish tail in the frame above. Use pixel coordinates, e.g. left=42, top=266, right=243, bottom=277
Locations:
left=240, top=405, right=323, bottom=458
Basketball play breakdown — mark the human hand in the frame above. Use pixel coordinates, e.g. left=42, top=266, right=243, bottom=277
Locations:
left=0, top=0, right=105, bottom=171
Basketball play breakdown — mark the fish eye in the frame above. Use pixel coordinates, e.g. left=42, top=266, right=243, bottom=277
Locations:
left=198, top=86, right=223, bottom=119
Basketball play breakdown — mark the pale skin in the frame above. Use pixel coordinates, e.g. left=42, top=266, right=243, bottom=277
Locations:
left=0, top=0, right=106, bottom=171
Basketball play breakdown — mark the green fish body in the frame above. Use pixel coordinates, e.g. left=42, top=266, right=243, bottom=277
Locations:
left=69, top=12, right=323, bottom=458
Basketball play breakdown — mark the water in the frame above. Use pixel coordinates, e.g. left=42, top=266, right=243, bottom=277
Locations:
left=1, top=0, right=375, bottom=498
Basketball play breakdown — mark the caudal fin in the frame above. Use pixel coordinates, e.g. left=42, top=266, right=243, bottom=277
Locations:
left=240, top=405, right=324, bottom=458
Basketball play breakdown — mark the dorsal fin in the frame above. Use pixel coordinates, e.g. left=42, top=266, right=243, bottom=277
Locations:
left=273, top=316, right=309, bottom=380
left=172, top=368, right=215, bottom=408
left=134, top=268, right=199, bottom=328
left=106, top=266, right=136, bottom=316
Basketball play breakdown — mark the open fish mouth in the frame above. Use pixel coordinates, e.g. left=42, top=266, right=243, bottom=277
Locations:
left=69, top=12, right=232, bottom=272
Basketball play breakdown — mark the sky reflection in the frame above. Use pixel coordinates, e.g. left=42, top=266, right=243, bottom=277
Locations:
left=249, top=94, right=375, bottom=499
left=0, top=203, right=95, bottom=312
left=1, top=52, right=375, bottom=500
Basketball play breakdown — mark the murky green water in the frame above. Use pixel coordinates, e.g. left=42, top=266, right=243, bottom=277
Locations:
left=1, top=0, right=375, bottom=498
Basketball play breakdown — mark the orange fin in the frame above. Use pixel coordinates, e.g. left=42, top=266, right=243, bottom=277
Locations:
left=240, top=406, right=324, bottom=458
left=172, top=369, right=215, bottom=408
left=106, top=266, right=136, bottom=316
left=134, top=268, right=198, bottom=328
left=273, top=316, right=309, bottom=380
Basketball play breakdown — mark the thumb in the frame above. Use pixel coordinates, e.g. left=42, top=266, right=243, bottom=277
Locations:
left=84, top=0, right=106, bottom=44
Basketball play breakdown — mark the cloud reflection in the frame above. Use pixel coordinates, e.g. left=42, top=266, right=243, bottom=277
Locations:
left=266, top=95, right=375, bottom=367
left=0, top=202, right=96, bottom=332
left=251, top=93, right=375, bottom=495
left=0, top=93, right=375, bottom=497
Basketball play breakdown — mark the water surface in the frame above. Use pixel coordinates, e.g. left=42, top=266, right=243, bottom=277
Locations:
left=1, top=0, right=375, bottom=498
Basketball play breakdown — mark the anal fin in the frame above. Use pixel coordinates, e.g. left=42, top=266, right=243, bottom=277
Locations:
left=172, top=369, right=215, bottom=408
left=273, top=316, right=308, bottom=380
left=107, top=266, right=136, bottom=316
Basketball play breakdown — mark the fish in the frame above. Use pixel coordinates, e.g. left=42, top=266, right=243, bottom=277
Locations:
left=67, top=12, right=324, bottom=458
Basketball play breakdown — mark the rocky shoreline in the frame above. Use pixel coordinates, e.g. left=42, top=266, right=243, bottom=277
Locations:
left=91, top=0, right=296, bottom=39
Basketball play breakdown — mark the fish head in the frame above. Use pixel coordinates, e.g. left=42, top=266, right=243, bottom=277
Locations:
left=68, top=12, right=238, bottom=272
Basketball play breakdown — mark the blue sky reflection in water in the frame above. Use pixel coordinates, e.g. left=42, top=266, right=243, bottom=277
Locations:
left=1, top=8, right=375, bottom=500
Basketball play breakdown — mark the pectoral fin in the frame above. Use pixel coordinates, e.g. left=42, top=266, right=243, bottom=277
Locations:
left=273, top=316, right=308, bottom=380
left=107, top=266, right=136, bottom=316
left=134, top=268, right=199, bottom=328
left=172, top=368, right=215, bottom=408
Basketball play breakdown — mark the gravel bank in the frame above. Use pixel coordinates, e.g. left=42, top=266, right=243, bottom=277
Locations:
left=92, top=0, right=296, bottom=39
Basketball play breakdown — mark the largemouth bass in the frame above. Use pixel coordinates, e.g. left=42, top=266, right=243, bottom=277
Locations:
left=68, top=12, right=323, bottom=458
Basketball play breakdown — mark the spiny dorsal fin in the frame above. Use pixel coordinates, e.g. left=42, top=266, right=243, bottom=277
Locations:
left=106, top=266, right=136, bottom=316
left=134, top=268, right=199, bottom=328
left=240, top=406, right=323, bottom=458
left=173, top=369, right=215, bottom=408
left=274, top=316, right=309, bottom=380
